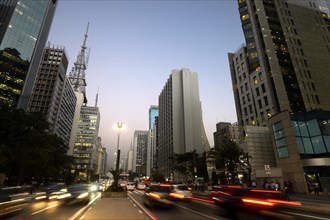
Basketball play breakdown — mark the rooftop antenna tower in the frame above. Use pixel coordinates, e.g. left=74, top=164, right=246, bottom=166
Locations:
left=95, top=87, right=99, bottom=107
left=69, top=22, right=90, bottom=104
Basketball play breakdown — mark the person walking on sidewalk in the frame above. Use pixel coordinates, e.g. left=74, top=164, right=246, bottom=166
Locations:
left=314, top=182, right=320, bottom=195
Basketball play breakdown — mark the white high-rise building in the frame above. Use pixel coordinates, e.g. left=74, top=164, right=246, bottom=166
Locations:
left=158, top=68, right=210, bottom=179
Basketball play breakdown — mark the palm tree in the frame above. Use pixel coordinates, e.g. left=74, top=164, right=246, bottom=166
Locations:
left=208, top=140, right=247, bottom=185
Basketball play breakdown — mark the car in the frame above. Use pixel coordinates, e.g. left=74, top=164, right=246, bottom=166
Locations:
left=144, top=184, right=175, bottom=209
left=211, top=185, right=301, bottom=219
left=65, top=184, right=91, bottom=205
left=126, top=182, right=135, bottom=191
left=40, top=183, right=68, bottom=200
left=169, top=184, right=192, bottom=200
left=136, top=182, right=146, bottom=190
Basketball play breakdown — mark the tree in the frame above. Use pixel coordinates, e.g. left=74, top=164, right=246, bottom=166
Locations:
left=169, top=150, right=198, bottom=181
left=208, top=140, right=248, bottom=185
left=0, top=107, right=71, bottom=185
left=151, top=170, right=165, bottom=183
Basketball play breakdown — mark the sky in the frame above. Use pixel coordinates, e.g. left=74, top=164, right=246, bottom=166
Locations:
left=48, top=0, right=245, bottom=167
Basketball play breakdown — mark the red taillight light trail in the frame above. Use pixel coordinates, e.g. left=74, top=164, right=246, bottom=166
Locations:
left=169, top=193, right=185, bottom=199
left=149, top=192, right=161, bottom=199
left=190, top=196, right=215, bottom=204
left=242, top=198, right=275, bottom=207
left=267, top=199, right=301, bottom=206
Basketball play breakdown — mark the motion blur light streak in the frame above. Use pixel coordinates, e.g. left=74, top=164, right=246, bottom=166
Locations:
left=169, top=192, right=185, bottom=199
left=250, top=189, right=282, bottom=194
left=267, top=199, right=302, bottom=206
left=242, top=198, right=275, bottom=207
left=190, top=196, right=215, bottom=204
left=148, top=192, right=161, bottom=199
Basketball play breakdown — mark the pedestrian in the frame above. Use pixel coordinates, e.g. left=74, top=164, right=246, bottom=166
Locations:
left=251, top=180, right=257, bottom=187
left=314, top=182, right=320, bottom=195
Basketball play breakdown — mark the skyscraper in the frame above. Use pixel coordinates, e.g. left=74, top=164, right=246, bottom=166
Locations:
left=149, top=105, right=158, bottom=130
left=132, top=130, right=149, bottom=177
left=147, top=105, right=158, bottom=177
left=228, top=0, right=330, bottom=193
left=158, top=68, right=210, bottom=179
left=0, top=0, right=57, bottom=109
left=229, top=0, right=330, bottom=130
left=73, top=105, right=100, bottom=180
left=27, top=44, right=76, bottom=146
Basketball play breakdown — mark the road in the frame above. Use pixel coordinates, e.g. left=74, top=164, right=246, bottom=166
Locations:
left=0, top=192, right=100, bottom=220
left=128, top=190, right=330, bottom=220
left=1, top=190, right=329, bottom=220
left=128, top=190, right=224, bottom=220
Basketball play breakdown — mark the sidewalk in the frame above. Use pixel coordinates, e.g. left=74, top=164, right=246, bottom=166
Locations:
left=78, top=196, right=148, bottom=220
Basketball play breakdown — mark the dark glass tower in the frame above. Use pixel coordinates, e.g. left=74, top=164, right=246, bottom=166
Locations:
left=0, top=0, right=57, bottom=109
left=229, top=0, right=330, bottom=129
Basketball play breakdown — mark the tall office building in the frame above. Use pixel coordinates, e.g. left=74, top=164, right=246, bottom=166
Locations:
left=132, top=130, right=149, bottom=177
left=229, top=0, right=330, bottom=130
left=73, top=105, right=100, bottom=180
left=27, top=44, right=76, bottom=146
left=158, top=68, right=210, bottom=179
left=147, top=105, right=158, bottom=176
left=149, top=105, right=158, bottom=129
left=228, top=0, right=330, bottom=192
left=0, top=0, right=57, bottom=109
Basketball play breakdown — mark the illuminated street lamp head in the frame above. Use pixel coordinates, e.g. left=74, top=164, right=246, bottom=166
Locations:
left=113, top=122, right=126, bottom=131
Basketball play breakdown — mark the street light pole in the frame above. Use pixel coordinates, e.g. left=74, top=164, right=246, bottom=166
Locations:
left=114, top=122, right=123, bottom=188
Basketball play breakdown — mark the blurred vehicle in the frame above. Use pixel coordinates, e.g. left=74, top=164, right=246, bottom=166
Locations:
left=144, top=184, right=175, bottom=209
left=136, top=182, right=146, bottom=190
left=169, top=184, right=192, bottom=200
left=126, top=182, right=135, bottom=191
left=65, top=184, right=91, bottom=205
left=119, top=181, right=127, bottom=187
left=211, top=185, right=301, bottom=219
left=39, top=183, right=67, bottom=200
left=90, top=182, right=105, bottom=192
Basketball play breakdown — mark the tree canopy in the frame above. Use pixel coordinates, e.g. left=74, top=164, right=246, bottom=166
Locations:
left=0, top=107, right=73, bottom=186
left=208, top=140, right=250, bottom=185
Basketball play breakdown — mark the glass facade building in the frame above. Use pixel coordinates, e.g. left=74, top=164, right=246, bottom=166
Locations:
left=0, top=0, right=57, bottom=108
left=269, top=110, right=330, bottom=193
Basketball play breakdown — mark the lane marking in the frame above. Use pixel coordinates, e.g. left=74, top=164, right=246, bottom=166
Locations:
left=128, top=194, right=159, bottom=220
left=175, top=203, right=219, bottom=220
left=67, top=193, right=101, bottom=220
left=30, top=203, right=60, bottom=215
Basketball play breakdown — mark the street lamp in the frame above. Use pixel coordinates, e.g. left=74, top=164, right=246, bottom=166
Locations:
left=113, top=122, right=125, bottom=188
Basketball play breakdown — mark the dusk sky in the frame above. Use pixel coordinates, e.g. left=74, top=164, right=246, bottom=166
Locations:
left=48, top=0, right=245, bottom=167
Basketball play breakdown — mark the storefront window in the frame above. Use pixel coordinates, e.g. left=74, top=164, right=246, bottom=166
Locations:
left=307, top=119, right=321, bottom=136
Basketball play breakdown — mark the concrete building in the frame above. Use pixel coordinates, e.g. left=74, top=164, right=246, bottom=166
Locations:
left=0, top=0, right=57, bottom=109
left=73, top=105, right=100, bottom=180
left=213, top=122, right=241, bottom=149
left=229, top=0, right=330, bottom=130
left=27, top=44, right=76, bottom=146
left=132, top=130, right=149, bottom=177
left=96, top=137, right=107, bottom=177
left=228, top=0, right=330, bottom=192
left=158, top=68, right=210, bottom=179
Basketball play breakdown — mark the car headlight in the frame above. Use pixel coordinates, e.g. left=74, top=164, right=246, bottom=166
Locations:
left=77, top=192, right=89, bottom=199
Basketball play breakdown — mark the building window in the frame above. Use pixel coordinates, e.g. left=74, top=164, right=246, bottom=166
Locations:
left=261, top=84, right=266, bottom=93
left=272, top=121, right=289, bottom=158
